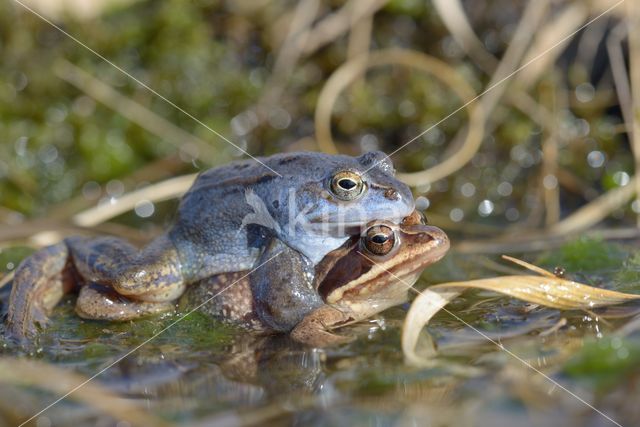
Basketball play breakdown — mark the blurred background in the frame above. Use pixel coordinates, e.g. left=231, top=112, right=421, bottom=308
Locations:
left=2, top=0, right=640, bottom=426
left=1, top=0, right=638, bottom=244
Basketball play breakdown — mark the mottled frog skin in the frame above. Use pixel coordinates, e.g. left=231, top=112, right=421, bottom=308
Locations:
left=6, top=151, right=414, bottom=340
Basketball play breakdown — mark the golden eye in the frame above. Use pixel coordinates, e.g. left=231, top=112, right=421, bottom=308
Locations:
left=330, top=170, right=365, bottom=201
left=364, top=225, right=395, bottom=256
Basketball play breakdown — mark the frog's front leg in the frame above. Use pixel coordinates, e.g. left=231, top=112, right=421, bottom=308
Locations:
left=75, top=283, right=175, bottom=321
left=67, top=234, right=186, bottom=302
left=290, top=305, right=355, bottom=347
left=250, top=238, right=324, bottom=332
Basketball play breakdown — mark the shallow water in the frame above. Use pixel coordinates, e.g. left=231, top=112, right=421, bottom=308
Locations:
left=1, top=238, right=639, bottom=427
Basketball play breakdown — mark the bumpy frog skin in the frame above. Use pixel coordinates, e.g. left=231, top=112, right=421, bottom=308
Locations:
left=5, top=151, right=414, bottom=340
left=181, top=211, right=450, bottom=346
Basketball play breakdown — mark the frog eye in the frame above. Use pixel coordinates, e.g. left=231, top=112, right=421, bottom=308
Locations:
left=330, top=170, right=365, bottom=201
left=363, top=225, right=395, bottom=256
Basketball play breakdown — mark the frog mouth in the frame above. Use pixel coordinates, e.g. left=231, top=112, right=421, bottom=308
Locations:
left=308, top=216, right=406, bottom=234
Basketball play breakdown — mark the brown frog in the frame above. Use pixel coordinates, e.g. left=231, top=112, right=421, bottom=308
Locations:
left=179, top=211, right=449, bottom=346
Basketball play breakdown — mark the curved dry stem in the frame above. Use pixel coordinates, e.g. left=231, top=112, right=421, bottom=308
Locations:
left=314, top=48, right=485, bottom=186
left=517, top=3, right=587, bottom=87
left=403, top=265, right=640, bottom=366
left=432, top=0, right=498, bottom=73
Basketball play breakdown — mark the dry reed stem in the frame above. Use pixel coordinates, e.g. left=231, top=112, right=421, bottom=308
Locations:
left=549, top=178, right=636, bottom=235
left=607, top=23, right=634, bottom=135
left=517, top=3, right=587, bottom=86
left=540, top=77, right=560, bottom=226
left=5, top=172, right=199, bottom=245
left=53, top=60, right=221, bottom=166
left=258, top=0, right=320, bottom=108
left=628, top=0, right=640, bottom=227
left=501, top=255, right=557, bottom=278
left=72, top=173, right=197, bottom=228
left=456, top=227, right=640, bottom=254
left=479, top=0, right=549, bottom=115
left=346, top=0, right=373, bottom=60
left=432, top=0, right=497, bottom=73
left=300, top=0, right=387, bottom=57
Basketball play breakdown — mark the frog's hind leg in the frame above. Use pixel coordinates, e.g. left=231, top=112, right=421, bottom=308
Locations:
left=76, top=283, right=175, bottom=321
left=5, top=242, right=77, bottom=340
left=67, top=234, right=186, bottom=302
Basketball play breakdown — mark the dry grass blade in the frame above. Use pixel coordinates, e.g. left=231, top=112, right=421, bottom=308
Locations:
left=403, top=257, right=640, bottom=366
left=431, top=275, right=640, bottom=310
left=54, top=60, right=221, bottom=166
left=629, top=0, right=640, bottom=226
left=479, top=0, right=549, bottom=115
left=456, top=227, right=640, bottom=255
left=549, top=178, right=636, bottom=235
left=73, top=174, right=197, bottom=228
left=301, top=0, right=387, bottom=57
left=500, top=255, right=556, bottom=278
left=607, top=23, right=633, bottom=135
left=0, top=357, right=171, bottom=427
left=517, top=3, right=587, bottom=86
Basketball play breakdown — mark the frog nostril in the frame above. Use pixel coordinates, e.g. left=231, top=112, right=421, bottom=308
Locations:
left=416, top=233, right=434, bottom=243
left=384, top=188, right=399, bottom=200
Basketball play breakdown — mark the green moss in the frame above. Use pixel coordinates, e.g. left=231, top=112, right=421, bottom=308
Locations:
left=0, top=246, right=35, bottom=274
left=537, top=237, right=626, bottom=273
left=563, top=337, right=640, bottom=390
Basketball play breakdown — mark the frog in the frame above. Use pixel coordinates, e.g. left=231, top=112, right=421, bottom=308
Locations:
left=6, top=151, right=415, bottom=339
left=178, top=211, right=450, bottom=346
left=5, top=211, right=449, bottom=347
